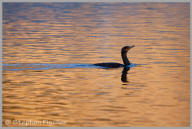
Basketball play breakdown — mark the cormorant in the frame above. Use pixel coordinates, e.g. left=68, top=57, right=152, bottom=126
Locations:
left=94, top=45, right=135, bottom=68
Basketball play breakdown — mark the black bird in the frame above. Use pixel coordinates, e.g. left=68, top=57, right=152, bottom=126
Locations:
left=94, top=45, right=135, bottom=68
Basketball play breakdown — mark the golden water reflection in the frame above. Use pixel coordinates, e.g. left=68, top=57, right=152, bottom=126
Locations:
left=3, top=3, right=190, bottom=127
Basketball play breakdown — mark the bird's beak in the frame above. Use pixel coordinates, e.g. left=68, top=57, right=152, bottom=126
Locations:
left=127, top=45, right=135, bottom=50
left=130, top=45, right=135, bottom=48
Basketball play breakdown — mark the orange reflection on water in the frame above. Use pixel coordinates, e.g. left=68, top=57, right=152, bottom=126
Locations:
left=3, top=3, right=190, bottom=127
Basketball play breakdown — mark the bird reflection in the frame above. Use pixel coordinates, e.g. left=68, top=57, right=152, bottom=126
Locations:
left=121, top=66, right=130, bottom=83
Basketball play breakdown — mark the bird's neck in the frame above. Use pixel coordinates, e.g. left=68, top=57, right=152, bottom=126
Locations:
left=121, top=52, right=130, bottom=65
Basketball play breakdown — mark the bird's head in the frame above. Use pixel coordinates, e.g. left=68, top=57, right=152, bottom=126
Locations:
left=121, top=45, right=135, bottom=53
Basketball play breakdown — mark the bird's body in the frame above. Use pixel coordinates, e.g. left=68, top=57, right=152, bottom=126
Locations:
left=93, top=45, right=135, bottom=68
left=94, top=62, right=124, bottom=68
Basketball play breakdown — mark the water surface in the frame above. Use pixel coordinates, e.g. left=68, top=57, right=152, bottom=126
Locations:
left=3, top=2, right=190, bottom=127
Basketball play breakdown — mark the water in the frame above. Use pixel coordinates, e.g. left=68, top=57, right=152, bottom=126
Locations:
left=3, top=3, right=190, bottom=127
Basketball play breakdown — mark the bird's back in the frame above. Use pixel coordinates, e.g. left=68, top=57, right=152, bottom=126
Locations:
left=94, top=62, right=124, bottom=68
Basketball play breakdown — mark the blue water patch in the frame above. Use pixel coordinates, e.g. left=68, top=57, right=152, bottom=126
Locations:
left=126, top=63, right=136, bottom=68
left=3, top=63, right=100, bottom=71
